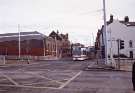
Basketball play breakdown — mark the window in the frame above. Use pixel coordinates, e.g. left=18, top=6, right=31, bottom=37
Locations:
left=129, top=51, right=133, bottom=58
left=129, top=40, right=133, bottom=48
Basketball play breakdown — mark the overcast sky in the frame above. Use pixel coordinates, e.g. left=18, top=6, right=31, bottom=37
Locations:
left=0, top=0, right=135, bottom=46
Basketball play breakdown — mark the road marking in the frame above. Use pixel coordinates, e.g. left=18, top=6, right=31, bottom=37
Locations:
left=26, top=72, right=64, bottom=84
left=0, top=78, right=7, bottom=81
left=58, top=71, right=82, bottom=89
left=0, top=84, right=59, bottom=90
left=23, top=82, right=49, bottom=86
left=15, top=68, right=51, bottom=72
left=2, top=74, right=19, bottom=86
left=0, top=89, right=7, bottom=92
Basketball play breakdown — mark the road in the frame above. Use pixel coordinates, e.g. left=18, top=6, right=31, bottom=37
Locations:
left=0, top=59, right=134, bottom=93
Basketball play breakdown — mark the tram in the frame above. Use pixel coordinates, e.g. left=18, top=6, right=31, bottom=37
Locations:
left=72, top=46, right=88, bottom=61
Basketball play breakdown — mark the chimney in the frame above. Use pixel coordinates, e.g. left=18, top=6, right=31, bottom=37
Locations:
left=57, top=30, right=59, bottom=34
left=66, top=33, right=68, bottom=39
left=124, top=16, right=129, bottom=22
left=110, top=14, right=113, bottom=23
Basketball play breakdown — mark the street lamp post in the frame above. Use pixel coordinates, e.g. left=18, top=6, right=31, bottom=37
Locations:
left=43, top=39, right=45, bottom=56
left=103, top=0, right=108, bottom=64
left=55, top=37, right=58, bottom=58
left=18, top=24, right=21, bottom=59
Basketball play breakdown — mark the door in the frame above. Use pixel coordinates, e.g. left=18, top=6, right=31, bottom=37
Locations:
left=130, top=51, right=133, bottom=58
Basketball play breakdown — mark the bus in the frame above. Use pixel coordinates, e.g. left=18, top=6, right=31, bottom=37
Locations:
left=72, top=46, right=88, bottom=61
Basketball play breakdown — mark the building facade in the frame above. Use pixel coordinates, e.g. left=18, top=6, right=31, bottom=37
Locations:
left=0, top=31, right=45, bottom=56
left=0, top=30, right=71, bottom=58
left=96, top=15, right=135, bottom=60
left=49, top=31, right=71, bottom=57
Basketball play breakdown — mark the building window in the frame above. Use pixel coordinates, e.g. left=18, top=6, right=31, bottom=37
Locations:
left=129, top=40, right=133, bottom=48
left=129, top=51, right=133, bottom=58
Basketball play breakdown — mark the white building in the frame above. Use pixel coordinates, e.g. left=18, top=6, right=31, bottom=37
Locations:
left=96, top=15, right=135, bottom=63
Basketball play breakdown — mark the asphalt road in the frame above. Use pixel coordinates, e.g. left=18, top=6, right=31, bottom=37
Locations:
left=0, top=59, right=134, bottom=93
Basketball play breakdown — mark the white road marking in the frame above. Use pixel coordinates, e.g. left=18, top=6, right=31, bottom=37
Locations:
left=0, top=68, right=82, bottom=90
left=0, top=78, right=7, bottom=81
left=0, top=89, right=7, bottom=92
left=2, top=74, right=19, bottom=86
left=23, top=82, right=49, bottom=86
left=58, top=71, right=82, bottom=89
left=26, top=72, right=64, bottom=84
left=0, top=84, right=59, bottom=90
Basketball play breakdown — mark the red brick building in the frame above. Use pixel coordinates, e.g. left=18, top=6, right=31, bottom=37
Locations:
left=0, top=31, right=46, bottom=56
left=49, top=31, right=71, bottom=57
left=0, top=31, right=71, bottom=58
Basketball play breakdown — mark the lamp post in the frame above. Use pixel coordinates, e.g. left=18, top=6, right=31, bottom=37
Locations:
left=103, top=0, right=108, bottom=64
left=55, top=37, right=58, bottom=58
left=18, top=24, right=21, bottom=59
left=43, top=39, right=45, bottom=56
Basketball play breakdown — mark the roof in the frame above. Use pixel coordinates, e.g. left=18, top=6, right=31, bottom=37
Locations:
left=49, top=31, right=62, bottom=40
left=107, top=20, right=135, bottom=27
left=0, top=31, right=43, bottom=36
left=0, top=31, right=47, bottom=42
left=120, top=21, right=135, bottom=26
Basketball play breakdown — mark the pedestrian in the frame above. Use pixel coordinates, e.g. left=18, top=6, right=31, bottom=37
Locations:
left=132, top=62, right=135, bottom=91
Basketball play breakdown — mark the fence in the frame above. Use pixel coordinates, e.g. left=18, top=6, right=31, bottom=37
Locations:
left=0, top=55, right=58, bottom=65
left=113, top=58, right=134, bottom=71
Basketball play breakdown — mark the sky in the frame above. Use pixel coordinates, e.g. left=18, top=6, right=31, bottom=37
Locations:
left=0, top=0, right=135, bottom=46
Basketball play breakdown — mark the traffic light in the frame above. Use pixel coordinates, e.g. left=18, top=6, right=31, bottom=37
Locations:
left=120, top=40, right=124, bottom=49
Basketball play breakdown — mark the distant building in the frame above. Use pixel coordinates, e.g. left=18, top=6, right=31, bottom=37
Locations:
left=96, top=15, right=135, bottom=59
left=45, top=36, right=56, bottom=56
left=0, top=31, right=46, bottom=56
left=49, top=30, right=71, bottom=57
left=0, top=30, right=71, bottom=58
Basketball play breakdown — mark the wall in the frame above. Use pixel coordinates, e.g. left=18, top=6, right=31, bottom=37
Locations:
left=106, top=20, right=135, bottom=58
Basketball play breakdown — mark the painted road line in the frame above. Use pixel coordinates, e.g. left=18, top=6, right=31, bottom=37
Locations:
left=0, top=89, right=7, bottom=92
left=2, top=74, right=19, bottom=86
left=0, top=84, right=59, bottom=90
left=0, top=61, right=42, bottom=68
left=58, top=71, right=82, bottom=89
left=26, top=72, right=64, bottom=84
left=34, top=74, right=64, bottom=84
left=23, top=82, right=49, bottom=86
left=0, top=78, right=8, bottom=81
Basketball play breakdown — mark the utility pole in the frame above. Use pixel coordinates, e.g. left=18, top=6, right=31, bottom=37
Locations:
left=110, top=29, right=113, bottom=65
left=43, top=39, right=45, bottom=56
left=55, top=37, right=58, bottom=58
left=103, top=0, right=108, bottom=64
left=117, top=39, right=120, bottom=69
left=109, top=29, right=116, bottom=68
left=92, top=32, right=95, bottom=46
left=18, top=24, right=21, bottom=59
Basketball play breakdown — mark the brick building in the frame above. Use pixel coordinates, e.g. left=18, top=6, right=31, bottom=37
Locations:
left=49, top=31, right=71, bottom=57
left=0, top=30, right=71, bottom=58
left=0, top=31, right=46, bottom=56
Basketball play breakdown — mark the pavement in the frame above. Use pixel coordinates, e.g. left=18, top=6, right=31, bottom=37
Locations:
left=0, top=59, right=134, bottom=93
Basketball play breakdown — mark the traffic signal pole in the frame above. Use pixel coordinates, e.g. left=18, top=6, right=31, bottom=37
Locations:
left=117, top=39, right=124, bottom=69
